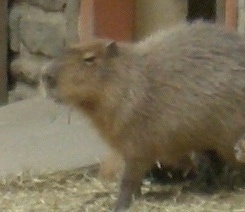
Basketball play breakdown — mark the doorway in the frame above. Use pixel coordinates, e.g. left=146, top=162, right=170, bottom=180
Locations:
left=187, top=0, right=216, bottom=22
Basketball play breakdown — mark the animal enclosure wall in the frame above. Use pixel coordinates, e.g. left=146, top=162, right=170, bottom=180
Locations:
left=5, top=0, right=241, bottom=96
left=238, top=0, right=245, bottom=32
left=134, top=0, right=188, bottom=40
left=134, top=0, right=227, bottom=40
left=0, top=1, right=8, bottom=105
left=9, top=0, right=80, bottom=87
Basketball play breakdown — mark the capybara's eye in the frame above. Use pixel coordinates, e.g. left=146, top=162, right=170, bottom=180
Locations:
left=84, top=56, right=96, bottom=63
left=83, top=51, right=96, bottom=65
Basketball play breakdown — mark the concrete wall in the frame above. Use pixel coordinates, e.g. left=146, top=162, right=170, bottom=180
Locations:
left=0, top=97, right=108, bottom=177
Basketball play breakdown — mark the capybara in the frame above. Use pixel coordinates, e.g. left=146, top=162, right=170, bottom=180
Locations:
left=98, top=150, right=197, bottom=183
left=98, top=150, right=125, bottom=181
left=42, top=21, right=245, bottom=211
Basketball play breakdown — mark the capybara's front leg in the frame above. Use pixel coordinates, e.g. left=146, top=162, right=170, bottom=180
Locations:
left=114, top=160, right=151, bottom=212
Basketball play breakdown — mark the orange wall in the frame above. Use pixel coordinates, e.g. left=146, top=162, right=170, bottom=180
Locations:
left=94, top=0, right=135, bottom=41
left=78, top=0, right=237, bottom=43
left=79, top=0, right=135, bottom=42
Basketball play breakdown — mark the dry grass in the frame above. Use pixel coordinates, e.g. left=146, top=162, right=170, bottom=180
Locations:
left=1, top=166, right=245, bottom=212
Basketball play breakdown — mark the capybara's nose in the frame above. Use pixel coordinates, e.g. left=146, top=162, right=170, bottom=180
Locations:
left=42, top=72, right=57, bottom=89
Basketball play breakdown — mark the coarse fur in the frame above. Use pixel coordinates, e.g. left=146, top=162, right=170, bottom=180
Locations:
left=42, top=21, right=245, bottom=211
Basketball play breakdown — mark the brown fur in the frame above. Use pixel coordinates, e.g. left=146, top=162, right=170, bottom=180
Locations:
left=98, top=151, right=196, bottom=182
left=98, top=151, right=125, bottom=182
left=42, top=21, right=245, bottom=211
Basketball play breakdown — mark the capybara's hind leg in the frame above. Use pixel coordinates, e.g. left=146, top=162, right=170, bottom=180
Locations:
left=114, top=160, right=152, bottom=212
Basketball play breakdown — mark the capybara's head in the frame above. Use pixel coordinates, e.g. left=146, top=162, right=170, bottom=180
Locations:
left=42, top=39, right=118, bottom=108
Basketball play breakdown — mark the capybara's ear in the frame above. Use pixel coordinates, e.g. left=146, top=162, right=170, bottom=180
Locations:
left=105, top=40, right=118, bottom=58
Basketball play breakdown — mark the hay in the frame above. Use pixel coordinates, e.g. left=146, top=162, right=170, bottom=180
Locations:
left=1, top=166, right=245, bottom=212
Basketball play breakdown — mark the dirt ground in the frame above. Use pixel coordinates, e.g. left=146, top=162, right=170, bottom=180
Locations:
left=1, top=166, right=245, bottom=212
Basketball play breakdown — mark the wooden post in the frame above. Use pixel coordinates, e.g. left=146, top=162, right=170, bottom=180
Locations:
left=79, top=0, right=95, bottom=41
left=225, top=0, right=237, bottom=30
left=0, top=0, right=8, bottom=105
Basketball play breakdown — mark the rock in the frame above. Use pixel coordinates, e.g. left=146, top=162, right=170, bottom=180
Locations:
left=64, top=0, right=80, bottom=44
left=235, top=134, right=245, bottom=163
left=8, top=82, right=41, bottom=103
left=238, top=0, right=245, bottom=33
left=10, top=55, right=50, bottom=86
left=9, top=3, right=27, bottom=52
left=8, top=0, right=80, bottom=90
left=19, top=5, right=66, bottom=57
left=23, top=0, right=67, bottom=11
left=9, top=0, right=80, bottom=53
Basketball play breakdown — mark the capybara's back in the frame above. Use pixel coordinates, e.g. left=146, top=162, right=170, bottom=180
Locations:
left=133, top=22, right=245, bottom=165
left=43, top=21, right=245, bottom=211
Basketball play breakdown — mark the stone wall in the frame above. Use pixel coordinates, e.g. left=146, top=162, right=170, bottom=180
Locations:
left=238, top=0, right=245, bottom=33
left=9, top=0, right=80, bottom=87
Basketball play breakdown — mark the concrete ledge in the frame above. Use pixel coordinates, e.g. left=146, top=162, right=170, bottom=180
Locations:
left=0, top=98, right=108, bottom=177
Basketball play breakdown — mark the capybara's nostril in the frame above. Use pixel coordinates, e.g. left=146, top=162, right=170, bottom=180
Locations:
left=42, top=73, right=57, bottom=89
